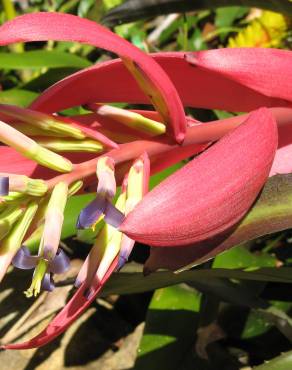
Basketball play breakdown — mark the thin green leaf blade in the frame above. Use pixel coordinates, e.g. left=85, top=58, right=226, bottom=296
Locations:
left=0, top=89, right=38, bottom=107
left=0, top=50, right=91, bottom=69
left=101, top=265, right=292, bottom=297
left=254, top=351, right=292, bottom=370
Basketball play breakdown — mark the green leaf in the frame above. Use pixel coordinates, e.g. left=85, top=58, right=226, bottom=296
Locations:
left=102, top=0, right=292, bottom=27
left=135, top=285, right=201, bottom=370
left=213, top=110, right=236, bottom=120
left=22, top=67, right=81, bottom=93
left=62, top=193, right=95, bottom=239
left=77, top=0, right=96, bottom=17
left=213, top=245, right=277, bottom=269
left=254, top=351, right=292, bottom=370
left=0, top=89, right=38, bottom=107
left=189, top=278, right=267, bottom=308
left=215, top=6, right=249, bottom=28
left=103, top=0, right=123, bottom=11
left=189, top=28, right=208, bottom=51
left=0, top=50, right=91, bottom=69
left=242, top=301, right=292, bottom=339
left=149, top=162, right=185, bottom=189
left=100, top=264, right=292, bottom=297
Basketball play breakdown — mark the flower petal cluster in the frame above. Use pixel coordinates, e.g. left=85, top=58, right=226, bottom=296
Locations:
left=0, top=12, right=290, bottom=350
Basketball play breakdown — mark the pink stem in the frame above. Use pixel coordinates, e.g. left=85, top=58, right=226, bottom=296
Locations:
left=46, top=107, right=292, bottom=190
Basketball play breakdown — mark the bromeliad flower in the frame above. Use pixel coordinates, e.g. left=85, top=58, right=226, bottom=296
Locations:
left=12, top=246, right=70, bottom=294
left=11, top=181, right=69, bottom=297
left=75, top=153, right=149, bottom=296
left=76, top=156, right=124, bottom=230
left=0, top=12, right=291, bottom=350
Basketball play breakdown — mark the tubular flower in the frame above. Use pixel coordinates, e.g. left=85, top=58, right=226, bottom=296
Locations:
left=76, top=152, right=149, bottom=289
left=12, top=182, right=69, bottom=297
left=117, top=152, right=150, bottom=270
left=0, top=12, right=291, bottom=350
left=76, top=156, right=124, bottom=230
left=13, top=246, right=70, bottom=294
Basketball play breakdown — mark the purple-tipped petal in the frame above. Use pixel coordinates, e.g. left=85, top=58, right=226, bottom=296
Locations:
left=96, top=157, right=116, bottom=199
left=12, top=246, right=39, bottom=270
left=76, top=195, right=107, bottom=229
left=83, top=286, right=95, bottom=300
left=116, top=256, right=127, bottom=271
left=104, top=200, right=125, bottom=228
left=50, top=249, right=70, bottom=274
left=41, top=273, right=55, bottom=292
left=0, top=176, right=9, bottom=196
left=116, top=236, right=135, bottom=271
left=74, top=278, right=82, bottom=289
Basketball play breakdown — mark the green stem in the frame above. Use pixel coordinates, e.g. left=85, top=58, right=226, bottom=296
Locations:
left=1, top=0, right=15, bottom=20
left=1, top=0, right=24, bottom=58
left=182, top=13, right=188, bottom=50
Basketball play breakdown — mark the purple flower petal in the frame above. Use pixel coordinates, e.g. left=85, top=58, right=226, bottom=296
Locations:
left=116, top=236, right=135, bottom=271
left=12, top=246, right=39, bottom=270
left=104, top=200, right=125, bottom=228
left=41, top=273, right=55, bottom=292
left=116, top=255, right=127, bottom=271
left=97, top=171, right=116, bottom=199
left=0, top=176, right=9, bottom=196
left=76, top=195, right=107, bottom=229
left=83, top=286, right=95, bottom=300
left=50, top=249, right=70, bottom=274
left=74, top=277, right=82, bottom=289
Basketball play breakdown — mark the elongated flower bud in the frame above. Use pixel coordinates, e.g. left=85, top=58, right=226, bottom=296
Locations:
left=0, top=103, right=85, bottom=139
left=36, top=138, right=104, bottom=153
left=76, top=156, right=124, bottom=230
left=121, top=57, right=185, bottom=142
left=40, top=182, right=68, bottom=261
left=9, top=123, right=72, bottom=137
left=120, top=108, right=278, bottom=246
left=1, top=192, right=25, bottom=203
left=0, top=173, right=47, bottom=196
left=0, top=202, right=38, bottom=282
left=0, top=204, right=25, bottom=240
left=90, top=104, right=166, bottom=136
left=75, top=189, right=126, bottom=294
left=68, top=180, right=84, bottom=196
left=20, top=183, right=69, bottom=297
left=117, top=153, right=150, bottom=270
left=0, top=120, right=73, bottom=172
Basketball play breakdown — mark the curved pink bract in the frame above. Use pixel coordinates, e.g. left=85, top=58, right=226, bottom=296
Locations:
left=0, top=13, right=186, bottom=142
left=120, top=108, right=278, bottom=246
left=31, top=52, right=291, bottom=113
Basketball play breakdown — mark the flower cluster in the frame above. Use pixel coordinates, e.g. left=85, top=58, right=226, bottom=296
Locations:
left=0, top=12, right=291, bottom=350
